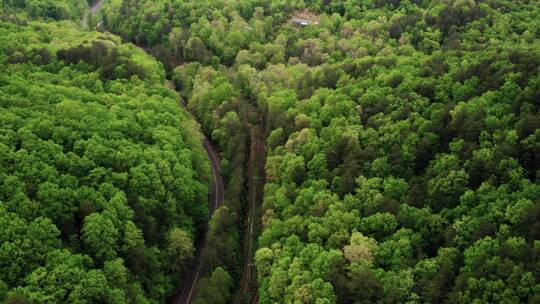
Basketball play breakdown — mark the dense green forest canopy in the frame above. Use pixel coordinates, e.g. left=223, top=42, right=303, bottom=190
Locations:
left=0, top=13, right=210, bottom=304
left=0, top=0, right=90, bottom=21
left=0, top=0, right=539, bottom=303
left=100, top=0, right=540, bottom=303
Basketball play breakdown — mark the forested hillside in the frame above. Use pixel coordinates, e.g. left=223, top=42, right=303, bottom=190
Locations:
left=252, top=1, right=540, bottom=303
left=1, top=0, right=89, bottom=21
left=99, top=0, right=540, bottom=303
left=1, top=0, right=539, bottom=303
left=0, top=12, right=210, bottom=304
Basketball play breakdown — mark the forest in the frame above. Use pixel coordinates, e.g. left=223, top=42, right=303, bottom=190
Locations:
left=1, top=0, right=540, bottom=303
left=0, top=3, right=211, bottom=303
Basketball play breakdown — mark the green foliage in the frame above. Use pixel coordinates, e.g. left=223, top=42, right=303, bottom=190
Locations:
left=82, top=212, right=120, bottom=263
left=3, top=0, right=539, bottom=303
left=166, top=228, right=194, bottom=273
left=0, top=19, right=209, bottom=303
left=100, top=0, right=538, bottom=302
left=2, top=0, right=88, bottom=20
left=192, top=267, right=233, bottom=304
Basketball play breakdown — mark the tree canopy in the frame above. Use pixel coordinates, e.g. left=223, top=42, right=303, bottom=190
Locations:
left=100, top=0, right=539, bottom=302
left=0, top=15, right=209, bottom=303
left=1, top=0, right=539, bottom=303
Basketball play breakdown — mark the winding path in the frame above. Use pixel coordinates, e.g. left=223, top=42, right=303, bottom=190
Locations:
left=83, top=3, right=225, bottom=303
left=85, top=3, right=225, bottom=303
left=175, top=136, right=224, bottom=304
left=81, top=0, right=104, bottom=28
left=89, top=0, right=105, bottom=14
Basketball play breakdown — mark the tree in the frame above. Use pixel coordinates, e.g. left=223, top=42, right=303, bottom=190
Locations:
left=5, top=0, right=540, bottom=303
left=166, top=228, right=194, bottom=273
left=82, top=212, right=119, bottom=263
left=426, top=154, right=470, bottom=211
left=343, top=232, right=378, bottom=266
left=193, top=267, right=233, bottom=304
left=0, top=17, right=210, bottom=303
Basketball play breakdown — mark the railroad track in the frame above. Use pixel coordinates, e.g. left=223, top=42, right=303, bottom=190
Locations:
left=240, top=123, right=266, bottom=303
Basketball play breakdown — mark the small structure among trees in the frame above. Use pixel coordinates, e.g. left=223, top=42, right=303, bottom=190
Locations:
left=290, top=10, right=320, bottom=26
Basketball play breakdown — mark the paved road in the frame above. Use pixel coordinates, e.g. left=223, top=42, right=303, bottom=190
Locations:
left=90, top=0, right=105, bottom=14
left=175, top=136, right=224, bottom=304
left=81, top=0, right=104, bottom=28
left=84, top=3, right=225, bottom=302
